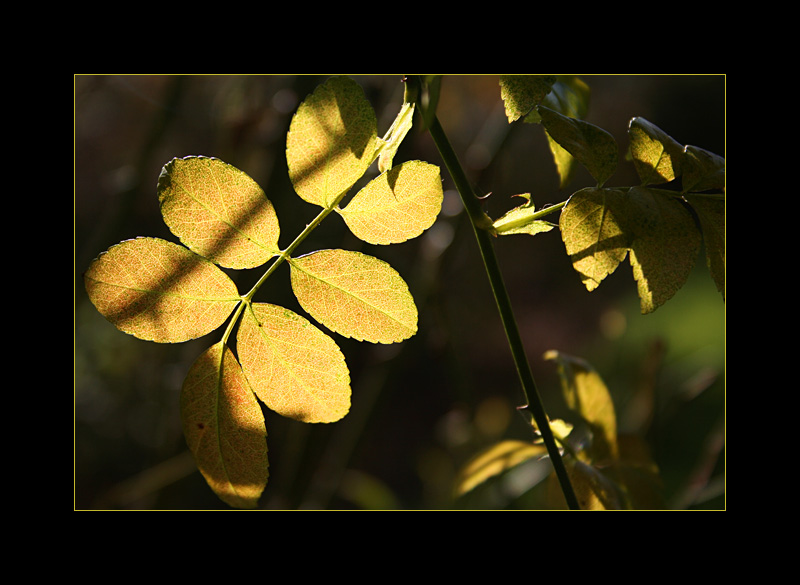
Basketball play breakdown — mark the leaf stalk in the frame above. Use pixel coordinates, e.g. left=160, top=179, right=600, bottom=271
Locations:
left=426, top=113, right=580, bottom=510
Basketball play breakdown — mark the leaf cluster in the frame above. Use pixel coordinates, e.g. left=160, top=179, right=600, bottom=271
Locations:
left=83, top=76, right=443, bottom=508
left=454, top=351, right=662, bottom=510
left=498, top=75, right=725, bottom=313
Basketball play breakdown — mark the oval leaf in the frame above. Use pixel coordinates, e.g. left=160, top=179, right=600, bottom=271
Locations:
left=289, top=249, right=417, bottom=344
left=626, top=187, right=702, bottom=313
left=286, top=76, right=378, bottom=208
left=237, top=303, right=351, bottom=423
left=181, top=342, right=269, bottom=509
left=560, top=188, right=631, bottom=292
left=158, top=156, right=280, bottom=269
left=84, top=237, right=240, bottom=343
left=339, top=160, right=443, bottom=245
left=628, top=118, right=685, bottom=186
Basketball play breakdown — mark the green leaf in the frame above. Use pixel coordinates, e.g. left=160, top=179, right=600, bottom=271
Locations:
left=685, top=194, right=725, bottom=299
left=499, top=75, right=557, bottom=122
left=539, top=76, right=590, bottom=120
left=157, top=156, right=280, bottom=269
left=84, top=237, right=240, bottom=343
left=237, top=303, right=351, bottom=424
left=562, top=458, right=625, bottom=510
left=454, top=440, right=547, bottom=497
left=526, top=76, right=591, bottom=188
left=538, top=106, right=618, bottom=186
left=560, top=187, right=631, bottom=292
left=628, top=117, right=686, bottom=186
left=286, top=76, right=378, bottom=208
left=289, top=249, right=418, bottom=344
left=626, top=186, right=702, bottom=313
left=181, top=342, right=268, bottom=509
left=491, top=193, right=556, bottom=237
left=544, top=350, right=618, bottom=462
left=338, top=160, right=443, bottom=245
left=682, top=145, right=725, bottom=192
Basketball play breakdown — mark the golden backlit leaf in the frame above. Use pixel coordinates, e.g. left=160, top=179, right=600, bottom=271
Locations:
left=454, top=440, right=547, bottom=497
left=84, top=237, right=240, bottom=343
left=560, top=187, right=631, bottom=291
left=158, top=156, right=280, bottom=269
left=289, top=249, right=417, bottom=344
left=339, top=160, right=443, bottom=245
left=181, top=342, right=268, bottom=509
left=286, top=76, right=378, bottom=208
left=237, top=303, right=351, bottom=423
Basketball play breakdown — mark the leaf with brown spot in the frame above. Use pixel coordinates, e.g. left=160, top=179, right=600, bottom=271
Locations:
left=181, top=342, right=268, bottom=509
left=84, top=237, right=240, bottom=343
left=237, top=303, right=351, bottom=423
left=158, top=156, right=280, bottom=269
left=289, top=249, right=417, bottom=344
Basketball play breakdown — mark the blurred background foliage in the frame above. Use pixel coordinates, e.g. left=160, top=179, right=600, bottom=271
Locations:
left=74, top=74, right=725, bottom=509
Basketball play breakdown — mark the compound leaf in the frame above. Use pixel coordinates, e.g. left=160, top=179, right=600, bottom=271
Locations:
left=627, top=186, right=702, bottom=313
left=289, top=249, right=417, bottom=344
left=339, top=160, right=443, bottom=245
left=181, top=342, right=268, bottom=509
left=560, top=187, right=631, bottom=292
left=237, top=303, right=351, bottom=424
left=499, top=75, right=557, bottom=122
left=158, top=156, right=280, bottom=269
left=84, top=237, right=240, bottom=343
left=286, top=76, right=378, bottom=208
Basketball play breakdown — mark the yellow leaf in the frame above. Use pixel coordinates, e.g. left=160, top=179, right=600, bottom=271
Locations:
left=237, top=303, right=351, bottom=423
left=158, top=156, right=280, bottom=269
left=289, top=249, right=417, bottom=344
left=544, top=350, right=618, bottom=462
left=286, top=76, right=378, bottom=208
left=454, top=440, right=547, bottom=497
left=84, top=237, right=240, bottom=343
left=339, top=160, right=443, bottom=245
left=181, top=342, right=268, bottom=509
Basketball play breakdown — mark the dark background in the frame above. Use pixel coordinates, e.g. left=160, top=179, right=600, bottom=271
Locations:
left=74, top=74, right=725, bottom=509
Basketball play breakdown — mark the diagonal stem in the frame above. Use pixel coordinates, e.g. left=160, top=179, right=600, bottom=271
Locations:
left=427, top=114, right=580, bottom=510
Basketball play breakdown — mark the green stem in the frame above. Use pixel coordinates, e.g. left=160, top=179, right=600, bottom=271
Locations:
left=427, top=115, right=581, bottom=510
left=221, top=200, right=340, bottom=347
